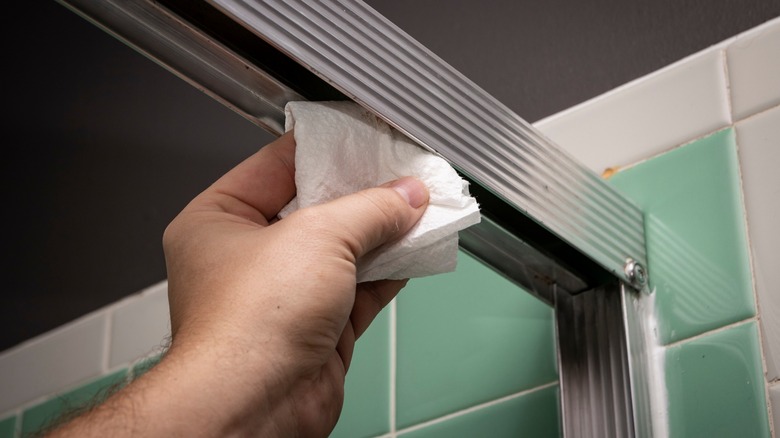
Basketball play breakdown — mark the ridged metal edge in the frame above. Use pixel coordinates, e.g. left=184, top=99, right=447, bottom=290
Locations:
left=209, top=0, right=647, bottom=286
left=555, top=283, right=655, bottom=437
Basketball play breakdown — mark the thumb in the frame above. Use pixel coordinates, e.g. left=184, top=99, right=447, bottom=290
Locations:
left=304, top=177, right=429, bottom=259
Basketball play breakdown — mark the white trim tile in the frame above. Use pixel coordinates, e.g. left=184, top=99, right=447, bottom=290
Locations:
left=727, top=18, right=780, bottom=121
left=534, top=48, right=730, bottom=173
left=736, top=105, right=780, bottom=381
left=0, top=312, right=107, bottom=413
left=109, top=281, right=171, bottom=368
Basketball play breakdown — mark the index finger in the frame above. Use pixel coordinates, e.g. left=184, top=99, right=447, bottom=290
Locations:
left=195, top=132, right=296, bottom=222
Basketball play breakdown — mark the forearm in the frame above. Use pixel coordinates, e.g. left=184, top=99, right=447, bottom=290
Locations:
left=47, top=339, right=291, bottom=437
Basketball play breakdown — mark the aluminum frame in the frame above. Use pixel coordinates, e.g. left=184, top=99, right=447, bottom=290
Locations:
left=56, top=0, right=657, bottom=436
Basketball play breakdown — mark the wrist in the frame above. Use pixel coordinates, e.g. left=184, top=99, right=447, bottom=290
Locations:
left=152, top=333, right=295, bottom=436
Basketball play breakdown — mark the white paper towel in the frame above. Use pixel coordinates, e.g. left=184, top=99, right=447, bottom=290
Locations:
left=279, top=101, right=481, bottom=282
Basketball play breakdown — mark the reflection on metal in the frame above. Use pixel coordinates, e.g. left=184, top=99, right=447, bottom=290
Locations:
left=58, top=0, right=657, bottom=436
left=459, top=217, right=587, bottom=305
left=555, top=283, right=654, bottom=437
left=56, top=0, right=303, bottom=134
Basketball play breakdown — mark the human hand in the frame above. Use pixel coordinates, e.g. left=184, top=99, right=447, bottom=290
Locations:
left=158, top=131, right=428, bottom=436
left=47, top=131, right=428, bottom=438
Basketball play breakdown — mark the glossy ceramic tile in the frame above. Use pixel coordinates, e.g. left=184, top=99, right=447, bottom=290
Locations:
left=331, top=308, right=390, bottom=438
left=398, top=385, right=560, bottom=438
left=727, top=18, right=780, bottom=121
left=609, top=129, right=755, bottom=344
left=736, top=105, right=780, bottom=381
left=21, top=369, right=127, bottom=436
left=395, top=251, right=557, bottom=428
left=770, top=383, right=780, bottom=435
left=0, top=312, right=107, bottom=413
left=109, top=281, right=170, bottom=368
left=665, top=322, right=770, bottom=437
left=534, top=48, right=730, bottom=173
left=0, top=416, right=15, bottom=438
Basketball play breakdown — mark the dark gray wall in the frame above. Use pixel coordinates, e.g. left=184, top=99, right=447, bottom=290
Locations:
left=1, top=0, right=777, bottom=351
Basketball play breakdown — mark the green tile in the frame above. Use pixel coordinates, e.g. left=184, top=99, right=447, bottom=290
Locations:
left=665, top=322, right=770, bottom=437
left=396, top=251, right=557, bottom=428
left=0, top=416, right=16, bottom=438
left=399, top=385, right=560, bottom=438
left=331, top=308, right=390, bottom=438
left=21, top=369, right=127, bottom=437
left=609, top=129, right=755, bottom=344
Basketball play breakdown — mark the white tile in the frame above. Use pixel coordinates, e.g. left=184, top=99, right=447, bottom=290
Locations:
left=736, top=105, right=780, bottom=381
left=109, top=281, right=171, bottom=368
left=727, top=18, right=780, bottom=121
left=771, top=383, right=780, bottom=436
left=0, top=312, right=107, bottom=413
left=534, top=48, right=730, bottom=173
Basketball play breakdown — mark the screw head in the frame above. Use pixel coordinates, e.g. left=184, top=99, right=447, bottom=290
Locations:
left=624, top=258, right=647, bottom=288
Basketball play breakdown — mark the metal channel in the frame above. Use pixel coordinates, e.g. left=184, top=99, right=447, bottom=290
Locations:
left=555, top=283, right=654, bottom=437
left=205, top=0, right=648, bottom=289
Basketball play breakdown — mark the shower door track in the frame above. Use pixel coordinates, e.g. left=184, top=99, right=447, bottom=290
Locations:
left=57, top=0, right=657, bottom=436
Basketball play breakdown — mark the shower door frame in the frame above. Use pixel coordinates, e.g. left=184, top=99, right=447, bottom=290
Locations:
left=56, top=0, right=657, bottom=436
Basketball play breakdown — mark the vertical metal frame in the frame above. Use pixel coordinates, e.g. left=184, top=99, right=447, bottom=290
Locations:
left=57, top=0, right=658, bottom=436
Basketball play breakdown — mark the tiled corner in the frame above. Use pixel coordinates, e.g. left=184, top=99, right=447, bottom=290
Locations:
left=109, top=281, right=170, bottom=368
left=727, top=18, right=780, bottom=121
left=331, top=308, right=391, bottom=438
left=398, top=385, right=560, bottom=438
left=0, top=312, right=107, bottom=414
left=736, top=105, right=780, bottom=381
left=770, top=383, right=780, bottom=435
left=0, top=416, right=15, bottom=438
left=609, top=129, right=755, bottom=345
left=665, top=322, right=770, bottom=438
left=395, top=251, right=557, bottom=428
left=534, top=48, right=730, bottom=174
left=20, top=369, right=128, bottom=437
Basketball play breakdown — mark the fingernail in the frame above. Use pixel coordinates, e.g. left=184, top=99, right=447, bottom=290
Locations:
left=390, top=177, right=428, bottom=208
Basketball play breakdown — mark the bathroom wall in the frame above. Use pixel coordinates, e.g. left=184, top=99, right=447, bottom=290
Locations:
left=537, top=17, right=780, bottom=436
left=1, top=14, right=779, bottom=438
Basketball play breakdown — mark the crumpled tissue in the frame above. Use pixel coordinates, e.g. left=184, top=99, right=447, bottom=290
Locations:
left=279, top=101, right=481, bottom=282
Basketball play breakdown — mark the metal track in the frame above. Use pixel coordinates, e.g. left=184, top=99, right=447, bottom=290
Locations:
left=206, top=0, right=647, bottom=292
left=556, top=283, right=654, bottom=437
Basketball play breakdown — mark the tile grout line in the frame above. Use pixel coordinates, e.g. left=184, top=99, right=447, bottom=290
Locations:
left=393, top=381, right=559, bottom=436
left=613, top=125, right=733, bottom=174
left=663, top=317, right=755, bottom=349
left=733, top=101, right=780, bottom=126
left=13, top=407, right=21, bottom=438
left=721, top=48, right=734, bottom=126
left=389, top=299, right=397, bottom=436
left=732, top=97, right=777, bottom=438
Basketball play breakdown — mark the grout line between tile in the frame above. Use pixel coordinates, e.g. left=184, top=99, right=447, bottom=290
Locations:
left=13, top=408, right=20, bottom=438
left=393, top=381, right=559, bottom=436
left=389, top=299, right=397, bottom=435
left=733, top=102, right=780, bottom=126
left=721, top=48, right=735, bottom=125
left=663, top=317, right=755, bottom=349
left=733, top=112, right=776, bottom=436
left=613, top=126, right=733, bottom=174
